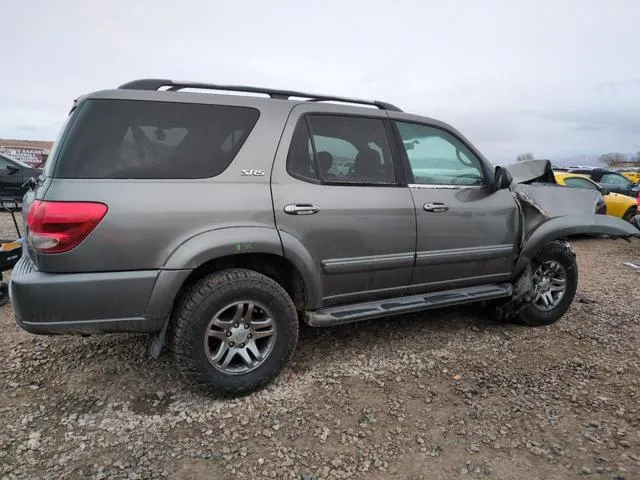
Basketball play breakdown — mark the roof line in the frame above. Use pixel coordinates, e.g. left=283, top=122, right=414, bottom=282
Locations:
left=117, top=78, right=403, bottom=112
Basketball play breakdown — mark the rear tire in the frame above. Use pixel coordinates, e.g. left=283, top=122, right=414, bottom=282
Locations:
left=623, top=207, right=637, bottom=223
left=516, top=240, right=577, bottom=327
left=172, top=268, right=298, bottom=396
left=0, top=281, right=8, bottom=306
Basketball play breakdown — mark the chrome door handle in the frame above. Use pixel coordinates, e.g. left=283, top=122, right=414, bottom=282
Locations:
left=423, top=202, right=449, bottom=212
left=284, top=204, right=320, bottom=215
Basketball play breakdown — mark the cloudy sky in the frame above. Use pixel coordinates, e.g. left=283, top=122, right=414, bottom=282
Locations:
left=2, top=0, right=639, bottom=163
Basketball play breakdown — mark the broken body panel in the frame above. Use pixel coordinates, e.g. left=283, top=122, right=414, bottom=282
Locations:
left=502, top=159, right=639, bottom=277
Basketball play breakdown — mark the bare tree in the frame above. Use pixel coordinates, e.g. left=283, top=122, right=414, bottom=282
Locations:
left=516, top=152, right=534, bottom=162
left=598, top=152, right=627, bottom=167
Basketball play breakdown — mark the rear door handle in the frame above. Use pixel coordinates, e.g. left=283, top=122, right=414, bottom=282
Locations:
left=284, top=204, right=320, bottom=215
left=423, top=202, right=449, bottom=212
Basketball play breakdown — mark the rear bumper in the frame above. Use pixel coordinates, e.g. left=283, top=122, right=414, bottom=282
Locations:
left=10, top=256, right=190, bottom=335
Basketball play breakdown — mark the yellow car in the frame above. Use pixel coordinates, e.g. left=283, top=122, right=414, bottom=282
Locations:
left=554, top=171, right=638, bottom=222
left=619, top=169, right=640, bottom=184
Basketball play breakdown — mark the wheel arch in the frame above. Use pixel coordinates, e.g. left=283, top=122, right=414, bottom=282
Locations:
left=159, top=226, right=321, bottom=314
left=175, top=252, right=314, bottom=312
left=513, top=214, right=639, bottom=277
left=623, top=205, right=637, bottom=222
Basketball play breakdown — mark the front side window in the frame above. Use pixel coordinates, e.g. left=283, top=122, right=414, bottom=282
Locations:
left=287, top=114, right=397, bottom=185
left=395, top=122, right=484, bottom=186
left=563, top=177, right=599, bottom=190
left=601, top=173, right=632, bottom=187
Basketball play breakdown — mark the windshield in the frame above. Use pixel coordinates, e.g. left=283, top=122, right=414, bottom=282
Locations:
left=0, top=153, right=33, bottom=169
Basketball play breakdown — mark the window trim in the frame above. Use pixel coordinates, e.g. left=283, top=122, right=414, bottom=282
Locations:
left=285, top=117, right=322, bottom=185
left=389, top=119, right=492, bottom=189
left=284, top=112, right=407, bottom=188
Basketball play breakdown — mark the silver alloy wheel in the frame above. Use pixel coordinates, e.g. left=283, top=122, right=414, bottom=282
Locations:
left=204, top=301, right=276, bottom=375
left=531, top=260, right=567, bottom=311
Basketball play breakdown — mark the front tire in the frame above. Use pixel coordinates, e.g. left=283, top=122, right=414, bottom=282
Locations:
left=516, top=240, right=578, bottom=326
left=172, top=269, right=298, bottom=396
left=623, top=207, right=637, bottom=223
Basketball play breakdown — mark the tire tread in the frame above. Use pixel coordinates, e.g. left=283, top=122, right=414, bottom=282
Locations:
left=172, top=268, right=298, bottom=396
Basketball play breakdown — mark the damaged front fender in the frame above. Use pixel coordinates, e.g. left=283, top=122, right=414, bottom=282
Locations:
left=502, top=160, right=640, bottom=278
left=513, top=209, right=639, bottom=277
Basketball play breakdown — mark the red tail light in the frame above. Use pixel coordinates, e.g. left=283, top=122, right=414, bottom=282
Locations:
left=27, top=200, right=108, bottom=254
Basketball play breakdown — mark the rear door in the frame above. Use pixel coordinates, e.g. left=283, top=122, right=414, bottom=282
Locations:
left=271, top=105, right=416, bottom=307
left=390, top=118, right=519, bottom=292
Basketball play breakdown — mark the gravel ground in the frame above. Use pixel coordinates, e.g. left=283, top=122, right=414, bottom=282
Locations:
left=1, top=210, right=639, bottom=479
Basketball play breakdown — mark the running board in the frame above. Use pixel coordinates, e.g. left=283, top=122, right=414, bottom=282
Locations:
left=305, top=283, right=513, bottom=327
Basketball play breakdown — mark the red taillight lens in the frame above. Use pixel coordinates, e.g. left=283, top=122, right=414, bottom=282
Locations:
left=27, top=200, right=108, bottom=254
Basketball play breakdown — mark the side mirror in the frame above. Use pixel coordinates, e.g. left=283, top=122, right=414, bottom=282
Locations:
left=5, top=165, right=19, bottom=175
left=600, top=187, right=610, bottom=195
left=494, top=166, right=513, bottom=190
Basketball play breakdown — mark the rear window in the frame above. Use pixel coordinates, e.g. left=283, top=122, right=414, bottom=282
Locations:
left=52, top=99, right=260, bottom=179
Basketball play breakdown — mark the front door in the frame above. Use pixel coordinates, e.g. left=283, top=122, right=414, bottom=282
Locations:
left=391, top=119, right=519, bottom=292
left=271, top=106, right=416, bottom=307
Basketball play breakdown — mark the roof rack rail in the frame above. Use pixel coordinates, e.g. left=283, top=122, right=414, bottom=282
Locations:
left=117, top=78, right=403, bottom=112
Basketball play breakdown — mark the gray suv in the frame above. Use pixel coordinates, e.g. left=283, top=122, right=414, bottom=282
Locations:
left=10, top=79, right=639, bottom=396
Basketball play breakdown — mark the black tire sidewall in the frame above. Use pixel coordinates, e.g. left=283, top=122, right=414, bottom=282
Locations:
left=518, top=242, right=578, bottom=326
left=0, top=282, right=8, bottom=306
left=623, top=207, right=637, bottom=222
left=174, top=271, right=297, bottom=395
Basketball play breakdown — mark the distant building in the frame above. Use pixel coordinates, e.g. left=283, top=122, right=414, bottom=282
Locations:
left=0, top=139, right=53, bottom=168
left=609, top=160, right=640, bottom=168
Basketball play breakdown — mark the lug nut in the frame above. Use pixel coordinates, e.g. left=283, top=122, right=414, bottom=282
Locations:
left=247, top=334, right=252, bottom=339
left=239, top=343, right=245, bottom=348
left=244, top=324, right=250, bottom=329
left=229, top=342, right=235, bottom=347
left=225, top=331, right=232, bottom=337
left=234, top=323, right=239, bottom=328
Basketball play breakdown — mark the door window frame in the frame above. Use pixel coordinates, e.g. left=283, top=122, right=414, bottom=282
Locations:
left=388, top=120, right=493, bottom=190
left=285, top=112, right=408, bottom=188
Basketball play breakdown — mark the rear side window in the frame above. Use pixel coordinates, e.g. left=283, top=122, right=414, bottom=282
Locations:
left=53, top=99, right=260, bottom=179
left=286, top=114, right=397, bottom=185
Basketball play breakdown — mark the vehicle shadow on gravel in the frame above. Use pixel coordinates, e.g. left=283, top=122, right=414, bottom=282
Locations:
left=16, top=303, right=512, bottom=392
left=295, top=304, right=511, bottom=347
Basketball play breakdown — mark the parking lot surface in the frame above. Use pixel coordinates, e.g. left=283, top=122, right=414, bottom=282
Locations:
left=1, top=218, right=639, bottom=479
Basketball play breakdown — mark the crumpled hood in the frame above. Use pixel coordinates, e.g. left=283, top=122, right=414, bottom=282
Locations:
left=502, top=159, right=557, bottom=185
left=501, top=159, right=603, bottom=218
